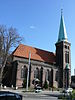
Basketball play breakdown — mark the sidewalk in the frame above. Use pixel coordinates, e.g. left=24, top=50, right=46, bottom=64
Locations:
left=0, top=88, right=64, bottom=100
left=0, top=87, right=61, bottom=96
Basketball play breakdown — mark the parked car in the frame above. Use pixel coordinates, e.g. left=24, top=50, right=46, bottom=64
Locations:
left=66, top=88, right=73, bottom=93
left=35, top=86, right=42, bottom=93
left=0, top=91, right=22, bottom=100
left=62, top=88, right=73, bottom=93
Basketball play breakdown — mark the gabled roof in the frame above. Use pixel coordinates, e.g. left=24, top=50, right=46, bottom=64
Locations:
left=12, top=44, right=56, bottom=64
left=58, top=12, right=68, bottom=42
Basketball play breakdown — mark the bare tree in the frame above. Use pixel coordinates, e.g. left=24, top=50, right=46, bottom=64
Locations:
left=0, top=25, right=22, bottom=84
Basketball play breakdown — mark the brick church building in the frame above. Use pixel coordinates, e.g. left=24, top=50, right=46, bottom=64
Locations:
left=2, top=12, right=71, bottom=89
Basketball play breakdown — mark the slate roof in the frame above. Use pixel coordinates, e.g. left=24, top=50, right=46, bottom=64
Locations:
left=12, top=44, right=56, bottom=64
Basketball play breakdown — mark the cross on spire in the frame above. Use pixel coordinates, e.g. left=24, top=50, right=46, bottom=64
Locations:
left=61, top=9, right=63, bottom=15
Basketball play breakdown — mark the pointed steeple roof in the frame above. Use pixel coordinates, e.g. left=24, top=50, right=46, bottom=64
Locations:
left=58, top=10, right=68, bottom=42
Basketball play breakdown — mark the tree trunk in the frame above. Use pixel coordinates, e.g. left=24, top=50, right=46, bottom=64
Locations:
left=0, top=56, right=7, bottom=85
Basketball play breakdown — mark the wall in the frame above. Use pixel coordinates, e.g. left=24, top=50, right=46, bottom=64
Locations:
left=12, top=56, right=58, bottom=88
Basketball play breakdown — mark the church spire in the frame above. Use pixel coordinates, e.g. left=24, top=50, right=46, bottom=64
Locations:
left=58, top=10, right=68, bottom=42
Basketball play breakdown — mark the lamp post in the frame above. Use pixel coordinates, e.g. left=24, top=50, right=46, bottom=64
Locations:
left=26, top=51, right=31, bottom=91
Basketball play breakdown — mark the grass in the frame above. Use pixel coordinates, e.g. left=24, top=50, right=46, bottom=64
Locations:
left=72, top=89, right=75, bottom=99
left=22, top=87, right=35, bottom=92
left=58, top=89, right=75, bottom=100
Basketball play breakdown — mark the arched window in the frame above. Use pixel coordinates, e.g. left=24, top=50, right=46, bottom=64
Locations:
left=46, top=69, right=49, bottom=81
left=21, top=66, right=24, bottom=78
left=39, top=67, right=43, bottom=87
left=55, top=71, right=58, bottom=81
left=34, top=67, right=39, bottom=79
left=21, top=66, right=27, bottom=78
left=65, top=51, right=69, bottom=63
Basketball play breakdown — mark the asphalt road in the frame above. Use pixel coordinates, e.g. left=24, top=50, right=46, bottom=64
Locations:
left=21, top=91, right=61, bottom=100
left=22, top=95, right=58, bottom=100
left=1, top=88, right=63, bottom=100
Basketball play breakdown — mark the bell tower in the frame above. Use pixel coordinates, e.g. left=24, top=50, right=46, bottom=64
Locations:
left=55, top=11, right=71, bottom=88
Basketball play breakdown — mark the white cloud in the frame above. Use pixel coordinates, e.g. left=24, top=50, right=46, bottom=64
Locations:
left=30, top=25, right=35, bottom=29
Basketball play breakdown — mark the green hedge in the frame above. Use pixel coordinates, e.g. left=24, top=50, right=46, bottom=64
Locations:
left=72, top=90, right=75, bottom=99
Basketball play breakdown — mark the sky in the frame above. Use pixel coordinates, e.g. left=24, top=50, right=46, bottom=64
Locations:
left=0, top=0, right=75, bottom=75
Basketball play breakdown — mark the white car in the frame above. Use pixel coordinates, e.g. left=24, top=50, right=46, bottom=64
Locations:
left=62, top=88, right=73, bottom=93
left=66, top=88, right=73, bottom=93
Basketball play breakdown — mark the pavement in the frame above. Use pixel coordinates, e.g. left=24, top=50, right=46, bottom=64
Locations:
left=0, top=88, right=60, bottom=95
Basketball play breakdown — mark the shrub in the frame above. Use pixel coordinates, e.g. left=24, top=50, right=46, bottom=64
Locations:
left=22, top=78, right=27, bottom=88
left=43, top=80, right=48, bottom=89
left=72, top=90, right=75, bottom=99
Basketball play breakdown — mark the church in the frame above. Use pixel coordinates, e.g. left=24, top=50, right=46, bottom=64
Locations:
left=2, top=12, right=71, bottom=89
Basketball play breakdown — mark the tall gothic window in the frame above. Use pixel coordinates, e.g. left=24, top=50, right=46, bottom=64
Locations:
left=65, top=51, right=69, bottom=63
left=21, top=66, right=27, bottom=78
left=46, top=69, right=49, bottom=81
left=34, top=67, right=39, bottom=79
left=57, top=52, right=62, bottom=66
left=39, top=67, right=43, bottom=87
left=55, top=71, right=58, bottom=81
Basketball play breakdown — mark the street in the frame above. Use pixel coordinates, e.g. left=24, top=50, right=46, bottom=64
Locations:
left=1, top=88, right=62, bottom=100
left=23, top=97, right=58, bottom=100
left=22, top=94, right=58, bottom=100
left=21, top=91, right=62, bottom=100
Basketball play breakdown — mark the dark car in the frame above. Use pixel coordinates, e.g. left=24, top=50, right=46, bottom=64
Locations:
left=0, top=91, right=22, bottom=100
left=35, top=86, right=42, bottom=93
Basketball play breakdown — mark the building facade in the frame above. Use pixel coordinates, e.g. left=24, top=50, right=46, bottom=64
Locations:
left=2, top=12, right=71, bottom=89
left=11, top=44, right=58, bottom=88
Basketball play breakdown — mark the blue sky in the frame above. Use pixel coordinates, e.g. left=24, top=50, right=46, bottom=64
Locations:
left=0, top=0, right=75, bottom=75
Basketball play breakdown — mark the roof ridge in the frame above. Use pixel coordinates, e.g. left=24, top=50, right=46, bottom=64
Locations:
left=19, top=44, right=55, bottom=54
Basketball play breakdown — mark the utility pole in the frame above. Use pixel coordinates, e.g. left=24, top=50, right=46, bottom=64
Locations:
left=26, top=51, right=31, bottom=91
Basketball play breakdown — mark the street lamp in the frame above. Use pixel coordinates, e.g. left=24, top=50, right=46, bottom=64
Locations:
left=26, top=51, right=31, bottom=91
